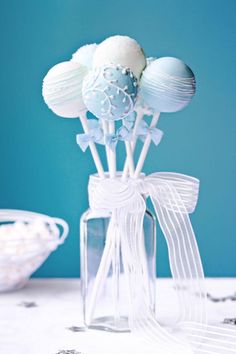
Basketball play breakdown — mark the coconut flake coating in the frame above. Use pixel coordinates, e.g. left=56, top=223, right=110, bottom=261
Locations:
left=93, top=35, right=146, bottom=79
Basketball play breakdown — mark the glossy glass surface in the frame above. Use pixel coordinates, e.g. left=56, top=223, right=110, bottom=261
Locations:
left=80, top=208, right=156, bottom=332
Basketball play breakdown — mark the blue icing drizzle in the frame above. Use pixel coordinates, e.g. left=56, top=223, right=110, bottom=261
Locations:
left=82, top=64, right=138, bottom=121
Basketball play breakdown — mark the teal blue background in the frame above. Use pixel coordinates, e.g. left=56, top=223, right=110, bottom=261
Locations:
left=0, top=0, right=235, bottom=277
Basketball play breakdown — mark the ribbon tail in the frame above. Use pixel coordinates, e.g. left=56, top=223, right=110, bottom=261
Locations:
left=138, top=135, right=146, bottom=143
left=76, top=134, right=90, bottom=152
left=120, top=194, right=194, bottom=354
left=149, top=182, right=207, bottom=325
left=119, top=195, right=151, bottom=320
left=151, top=129, right=164, bottom=146
left=151, top=185, right=236, bottom=353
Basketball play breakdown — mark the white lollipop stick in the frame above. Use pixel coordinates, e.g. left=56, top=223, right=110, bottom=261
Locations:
left=108, top=121, right=116, bottom=178
left=86, top=218, right=151, bottom=327
left=86, top=216, right=116, bottom=325
left=124, top=141, right=135, bottom=178
left=102, top=120, right=112, bottom=177
left=134, top=112, right=160, bottom=179
left=79, top=112, right=105, bottom=179
left=122, top=108, right=144, bottom=180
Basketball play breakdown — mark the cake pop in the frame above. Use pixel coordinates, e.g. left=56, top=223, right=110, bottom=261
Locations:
left=42, top=61, right=87, bottom=118
left=93, top=35, right=146, bottom=79
left=82, top=64, right=138, bottom=121
left=140, top=57, right=196, bottom=113
left=122, top=57, right=156, bottom=179
left=83, top=63, right=138, bottom=178
left=71, top=43, right=97, bottom=69
left=134, top=57, right=196, bottom=178
left=42, top=61, right=105, bottom=177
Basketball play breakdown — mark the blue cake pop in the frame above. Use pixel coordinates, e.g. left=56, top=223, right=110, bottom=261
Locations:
left=140, top=57, right=196, bottom=113
left=82, top=64, right=138, bottom=121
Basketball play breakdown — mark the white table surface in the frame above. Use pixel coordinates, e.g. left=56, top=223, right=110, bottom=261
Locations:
left=0, top=278, right=236, bottom=354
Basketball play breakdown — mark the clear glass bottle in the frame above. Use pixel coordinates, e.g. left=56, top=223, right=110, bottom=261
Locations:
left=80, top=176, right=156, bottom=332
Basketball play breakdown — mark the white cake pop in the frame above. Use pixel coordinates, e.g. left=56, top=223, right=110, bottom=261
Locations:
left=93, top=35, right=146, bottom=79
left=71, top=43, right=97, bottom=69
left=42, top=61, right=88, bottom=118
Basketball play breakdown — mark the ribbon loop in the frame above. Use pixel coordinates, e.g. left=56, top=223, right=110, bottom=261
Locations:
left=146, top=173, right=199, bottom=213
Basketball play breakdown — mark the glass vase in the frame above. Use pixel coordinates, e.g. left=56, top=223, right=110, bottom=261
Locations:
left=80, top=175, right=156, bottom=332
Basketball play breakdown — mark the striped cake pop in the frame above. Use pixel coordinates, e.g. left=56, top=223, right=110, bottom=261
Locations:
left=42, top=61, right=105, bottom=177
left=140, top=57, right=196, bottom=113
left=42, top=61, right=88, bottom=118
left=135, top=57, right=157, bottom=116
left=134, top=57, right=196, bottom=178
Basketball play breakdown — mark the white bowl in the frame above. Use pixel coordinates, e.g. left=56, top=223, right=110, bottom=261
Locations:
left=0, top=209, right=69, bottom=292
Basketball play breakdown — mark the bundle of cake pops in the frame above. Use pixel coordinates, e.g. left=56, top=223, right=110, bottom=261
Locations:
left=42, top=36, right=236, bottom=354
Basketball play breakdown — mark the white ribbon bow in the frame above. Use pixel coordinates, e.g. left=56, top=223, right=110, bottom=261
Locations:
left=88, top=172, right=236, bottom=354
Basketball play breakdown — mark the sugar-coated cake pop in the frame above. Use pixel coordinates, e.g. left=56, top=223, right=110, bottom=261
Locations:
left=93, top=35, right=146, bottom=79
left=71, top=43, right=97, bottom=69
left=42, top=61, right=88, bottom=118
left=140, top=57, right=196, bottom=113
left=82, top=64, right=138, bottom=121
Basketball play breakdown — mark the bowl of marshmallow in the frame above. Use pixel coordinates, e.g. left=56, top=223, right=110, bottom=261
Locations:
left=0, top=209, right=68, bottom=292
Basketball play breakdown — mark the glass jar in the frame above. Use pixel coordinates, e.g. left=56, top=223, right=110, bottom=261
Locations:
left=80, top=175, right=156, bottom=332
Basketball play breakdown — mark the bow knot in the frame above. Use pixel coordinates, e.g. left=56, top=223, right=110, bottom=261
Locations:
left=87, top=173, right=236, bottom=353
left=89, top=176, right=141, bottom=211
left=123, top=111, right=137, bottom=130
left=137, top=120, right=163, bottom=146
left=105, top=125, right=132, bottom=151
left=89, top=172, right=199, bottom=214
left=76, top=119, right=104, bottom=152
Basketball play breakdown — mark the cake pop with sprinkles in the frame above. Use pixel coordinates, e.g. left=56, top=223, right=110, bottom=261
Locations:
left=42, top=61, right=88, bottom=118
left=93, top=35, right=146, bottom=80
left=140, top=56, right=196, bottom=113
left=82, top=64, right=138, bottom=121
